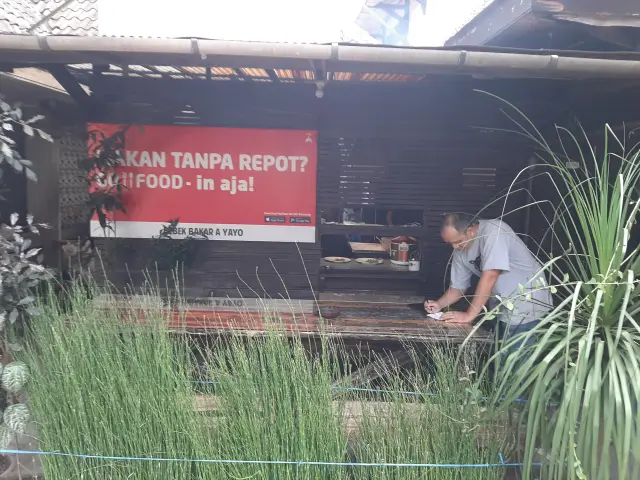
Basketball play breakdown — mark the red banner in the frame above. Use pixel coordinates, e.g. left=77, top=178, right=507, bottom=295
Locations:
left=88, top=124, right=317, bottom=243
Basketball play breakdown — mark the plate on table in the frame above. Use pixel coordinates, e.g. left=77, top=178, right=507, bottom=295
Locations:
left=355, top=258, right=383, bottom=265
left=324, top=257, right=351, bottom=263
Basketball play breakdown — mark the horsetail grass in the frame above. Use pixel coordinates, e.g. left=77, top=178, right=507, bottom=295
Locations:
left=25, top=288, right=214, bottom=479
left=24, top=286, right=509, bottom=479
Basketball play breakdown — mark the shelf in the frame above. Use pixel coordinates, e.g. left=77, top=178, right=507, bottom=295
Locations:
left=320, top=259, right=421, bottom=280
left=320, top=224, right=425, bottom=237
left=319, top=292, right=425, bottom=304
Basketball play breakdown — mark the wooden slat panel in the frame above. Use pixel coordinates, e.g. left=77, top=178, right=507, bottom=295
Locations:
left=108, top=271, right=317, bottom=291
left=317, top=133, right=532, bottom=295
left=95, top=239, right=320, bottom=300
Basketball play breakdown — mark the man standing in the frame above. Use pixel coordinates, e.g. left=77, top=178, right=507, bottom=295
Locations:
left=425, top=213, right=551, bottom=341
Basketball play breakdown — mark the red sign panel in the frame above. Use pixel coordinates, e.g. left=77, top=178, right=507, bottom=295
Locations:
left=88, top=124, right=317, bottom=243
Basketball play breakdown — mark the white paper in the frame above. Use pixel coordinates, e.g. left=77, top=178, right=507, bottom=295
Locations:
left=427, top=312, right=444, bottom=321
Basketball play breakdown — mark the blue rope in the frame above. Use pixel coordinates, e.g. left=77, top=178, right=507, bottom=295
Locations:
left=0, top=449, right=539, bottom=468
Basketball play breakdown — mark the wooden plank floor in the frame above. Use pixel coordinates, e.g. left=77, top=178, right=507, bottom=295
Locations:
left=165, top=303, right=491, bottom=343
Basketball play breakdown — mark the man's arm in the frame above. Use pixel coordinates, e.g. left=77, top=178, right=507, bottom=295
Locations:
left=441, top=270, right=500, bottom=323
left=435, top=288, right=465, bottom=310
left=429, top=253, right=471, bottom=314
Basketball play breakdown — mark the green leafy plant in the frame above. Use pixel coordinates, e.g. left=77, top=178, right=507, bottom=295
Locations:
left=0, top=215, right=51, bottom=336
left=0, top=95, right=53, bottom=448
left=474, top=91, right=640, bottom=480
left=149, top=218, right=207, bottom=271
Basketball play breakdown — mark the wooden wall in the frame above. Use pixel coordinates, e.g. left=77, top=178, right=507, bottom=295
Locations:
left=101, top=240, right=319, bottom=300
left=87, top=74, right=580, bottom=299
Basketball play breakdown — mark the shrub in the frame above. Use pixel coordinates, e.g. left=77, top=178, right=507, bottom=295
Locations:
left=0, top=95, right=52, bottom=447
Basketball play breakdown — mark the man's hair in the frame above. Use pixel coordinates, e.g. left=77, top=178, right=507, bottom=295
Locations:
left=441, top=212, right=480, bottom=233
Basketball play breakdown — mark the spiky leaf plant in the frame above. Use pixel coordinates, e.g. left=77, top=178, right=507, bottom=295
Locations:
left=473, top=91, right=640, bottom=480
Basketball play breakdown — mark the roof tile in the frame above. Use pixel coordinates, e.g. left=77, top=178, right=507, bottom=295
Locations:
left=0, top=0, right=97, bottom=35
left=35, top=0, right=98, bottom=35
left=0, top=0, right=40, bottom=33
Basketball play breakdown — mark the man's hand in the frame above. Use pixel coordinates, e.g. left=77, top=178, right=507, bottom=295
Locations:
left=441, top=311, right=474, bottom=324
left=424, top=300, right=441, bottom=314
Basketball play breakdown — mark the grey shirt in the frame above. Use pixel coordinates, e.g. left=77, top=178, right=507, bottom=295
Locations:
left=450, top=219, right=552, bottom=326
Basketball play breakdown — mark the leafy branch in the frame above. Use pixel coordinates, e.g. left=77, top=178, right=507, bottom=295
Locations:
left=81, top=126, right=132, bottom=231
left=149, top=218, right=207, bottom=271
left=1, top=96, right=52, bottom=184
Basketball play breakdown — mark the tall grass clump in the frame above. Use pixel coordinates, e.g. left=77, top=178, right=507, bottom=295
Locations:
left=350, top=345, right=504, bottom=480
left=475, top=91, right=640, bottom=480
left=25, top=286, right=212, bottom=479
left=206, top=332, right=348, bottom=479
left=24, top=280, right=513, bottom=479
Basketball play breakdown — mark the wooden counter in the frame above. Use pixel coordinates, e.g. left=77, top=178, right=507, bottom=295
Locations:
left=165, top=303, right=491, bottom=344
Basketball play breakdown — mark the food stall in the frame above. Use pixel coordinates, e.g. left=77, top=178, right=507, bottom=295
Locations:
left=2, top=36, right=637, bottom=351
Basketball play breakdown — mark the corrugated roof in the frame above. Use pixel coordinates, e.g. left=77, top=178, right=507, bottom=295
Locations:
left=0, top=0, right=97, bottom=35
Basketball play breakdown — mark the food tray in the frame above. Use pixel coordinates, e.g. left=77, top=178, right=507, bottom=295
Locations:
left=349, top=242, right=387, bottom=253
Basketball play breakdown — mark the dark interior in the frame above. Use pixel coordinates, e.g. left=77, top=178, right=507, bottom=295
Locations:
left=61, top=69, right=638, bottom=301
